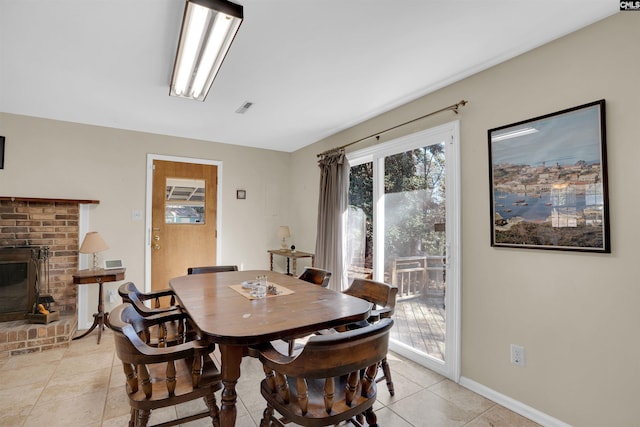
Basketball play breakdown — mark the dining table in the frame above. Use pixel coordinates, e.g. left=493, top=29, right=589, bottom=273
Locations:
left=169, top=269, right=372, bottom=427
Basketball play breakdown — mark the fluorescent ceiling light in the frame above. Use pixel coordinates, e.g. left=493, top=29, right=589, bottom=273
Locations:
left=170, top=0, right=243, bottom=101
left=491, top=127, right=539, bottom=142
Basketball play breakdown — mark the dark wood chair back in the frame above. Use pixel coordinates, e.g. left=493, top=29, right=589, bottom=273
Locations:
left=125, top=291, right=196, bottom=347
left=117, top=281, right=177, bottom=312
left=342, top=278, right=398, bottom=396
left=118, top=282, right=200, bottom=347
left=187, top=265, right=238, bottom=275
left=110, top=303, right=221, bottom=427
left=297, top=267, right=332, bottom=287
left=257, top=318, right=393, bottom=427
left=343, top=277, right=398, bottom=320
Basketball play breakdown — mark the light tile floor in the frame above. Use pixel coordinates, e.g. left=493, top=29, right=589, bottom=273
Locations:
left=0, top=329, right=540, bottom=426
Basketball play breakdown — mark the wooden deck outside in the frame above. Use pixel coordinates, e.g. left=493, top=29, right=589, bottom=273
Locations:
left=347, top=258, right=447, bottom=361
left=390, top=282, right=446, bottom=361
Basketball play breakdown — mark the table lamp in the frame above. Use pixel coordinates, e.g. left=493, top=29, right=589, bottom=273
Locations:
left=79, top=231, right=109, bottom=270
left=277, top=226, right=291, bottom=250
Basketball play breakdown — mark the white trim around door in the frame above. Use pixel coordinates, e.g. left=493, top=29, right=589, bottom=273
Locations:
left=145, top=154, right=223, bottom=293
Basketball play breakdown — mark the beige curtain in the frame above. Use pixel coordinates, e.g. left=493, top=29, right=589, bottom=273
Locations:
left=314, top=150, right=347, bottom=291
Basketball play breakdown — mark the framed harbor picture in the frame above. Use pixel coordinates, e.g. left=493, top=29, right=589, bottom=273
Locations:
left=488, top=100, right=610, bottom=252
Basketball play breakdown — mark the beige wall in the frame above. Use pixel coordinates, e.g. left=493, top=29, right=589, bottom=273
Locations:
left=291, top=12, right=639, bottom=427
left=0, top=114, right=295, bottom=319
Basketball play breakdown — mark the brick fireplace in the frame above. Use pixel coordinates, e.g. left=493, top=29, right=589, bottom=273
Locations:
left=0, top=197, right=97, bottom=357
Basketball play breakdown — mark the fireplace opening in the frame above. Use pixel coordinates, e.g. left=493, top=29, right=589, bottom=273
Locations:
left=0, top=247, right=49, bottom=322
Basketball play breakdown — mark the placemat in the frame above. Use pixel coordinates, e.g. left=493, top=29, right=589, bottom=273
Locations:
left=230, top=282, right=294, bottom=300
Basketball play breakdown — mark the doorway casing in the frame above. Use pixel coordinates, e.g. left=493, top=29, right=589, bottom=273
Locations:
left=145, top=154, right=223, bottom=292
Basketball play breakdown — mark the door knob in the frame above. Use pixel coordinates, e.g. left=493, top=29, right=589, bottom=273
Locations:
left=153, top=244, right=161, bottom=250
left=153, top=235, right=160, bottom=241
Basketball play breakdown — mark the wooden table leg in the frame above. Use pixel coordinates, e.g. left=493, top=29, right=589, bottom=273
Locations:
left=73, top=279, right=106, bottom=344
left=219, top=344, right=244, bottom=427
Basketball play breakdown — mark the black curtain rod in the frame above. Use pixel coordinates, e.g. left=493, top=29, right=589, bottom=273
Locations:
left=317, top=99, right=468, bottom=158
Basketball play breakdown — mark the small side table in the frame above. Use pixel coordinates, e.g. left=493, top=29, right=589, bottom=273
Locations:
left=268, top=249, right=314, bottom=276
left=72, top=267, right=125, bottom=344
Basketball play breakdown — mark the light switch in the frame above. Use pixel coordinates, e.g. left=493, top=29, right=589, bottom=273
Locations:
left=131, top=210, right=142, bottom=221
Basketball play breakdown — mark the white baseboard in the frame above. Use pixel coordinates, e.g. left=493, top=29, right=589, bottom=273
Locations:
left=459, top=376, right=572, bottom=427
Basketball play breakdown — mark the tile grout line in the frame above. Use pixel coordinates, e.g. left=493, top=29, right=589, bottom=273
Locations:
left=461, top=403, right=499, bottom=426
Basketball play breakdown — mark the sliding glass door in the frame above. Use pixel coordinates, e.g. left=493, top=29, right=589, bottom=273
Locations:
left=346, top=121, right=460, bottom=379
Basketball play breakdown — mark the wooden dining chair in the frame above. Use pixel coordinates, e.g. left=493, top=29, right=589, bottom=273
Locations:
left=256, top=318, right=393, bottom=427
left=273, top=267, right=333, bottom=355
left=118, top=282, right=178, bottom=314
left=123, top=291, right=199, bottom=348
left=187, top=265, right=238, bottom=275
left=118, top=282, right=188, bottom=346
left=110, top=303, right=221, bottom=427
left=297, top=267, right=332, bottom=287
left=341, top=278, right=398, bottom=396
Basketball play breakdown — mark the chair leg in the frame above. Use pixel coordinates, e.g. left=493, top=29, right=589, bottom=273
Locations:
left=363, top=406, right=378, bottom=427
left=129, top=408, right=136, bottom=427
left=136, top=409, right=151, bottom=427
left=203, top=393, right=220, bottom=427
left=380, top=357, right=394, bottom=396
left=260, top=403, right=274, bottom=427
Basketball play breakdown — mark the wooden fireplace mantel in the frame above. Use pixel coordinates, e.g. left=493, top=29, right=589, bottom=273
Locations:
left=0, top=196, right=99, bottom=204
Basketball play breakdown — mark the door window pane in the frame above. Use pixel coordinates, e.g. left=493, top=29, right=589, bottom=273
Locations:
left=383, top=144, right=447, bottom=361
left=165, top=178, right=205, bottom=224
left=348, top=141, right=448, bottom=363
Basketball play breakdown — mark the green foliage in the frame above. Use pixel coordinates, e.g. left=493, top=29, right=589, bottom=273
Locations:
left=348, top=144, right=447, bottom=269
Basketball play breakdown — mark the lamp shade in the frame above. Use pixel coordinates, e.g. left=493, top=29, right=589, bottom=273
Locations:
left=170, top=0, right=244, bottom=101
left=277, top=226, right=291, bottom=250
left=277, top=226, right=291, bottom=240
left=79, top=232, right=109, bottom=254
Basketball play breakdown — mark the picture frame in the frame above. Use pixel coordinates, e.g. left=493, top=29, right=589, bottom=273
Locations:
left=0, top=136, right=4, bottom=169
left=236, top=189, right=246, bottom=199
left=488, top=99, right=610, bottom=252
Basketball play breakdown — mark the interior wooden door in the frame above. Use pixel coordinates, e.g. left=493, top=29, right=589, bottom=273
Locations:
left=151, top=160, right=217, bottom=301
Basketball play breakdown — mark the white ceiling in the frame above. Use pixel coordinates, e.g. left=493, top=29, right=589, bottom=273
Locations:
left=0, top=1, right=617, bottom=153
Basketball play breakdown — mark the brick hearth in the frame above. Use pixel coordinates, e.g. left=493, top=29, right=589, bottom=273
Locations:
left=0, top=198, right=87, bottom=356
left=0, top=315, right=77, bottom=359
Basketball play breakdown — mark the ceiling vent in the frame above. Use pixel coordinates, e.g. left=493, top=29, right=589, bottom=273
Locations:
left=235, top=101, right=253, bottom=114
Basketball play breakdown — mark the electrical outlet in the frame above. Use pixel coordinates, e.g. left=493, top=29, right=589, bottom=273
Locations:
left=511, top=344, right=526, bottom=367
